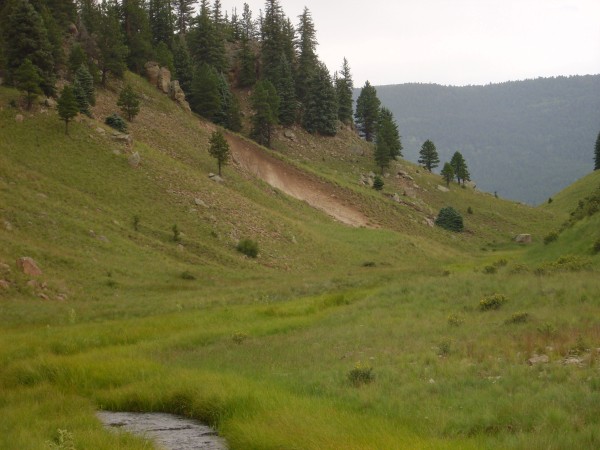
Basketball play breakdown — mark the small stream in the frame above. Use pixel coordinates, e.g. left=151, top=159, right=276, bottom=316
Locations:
left=97, top=411, right=228, bottom=450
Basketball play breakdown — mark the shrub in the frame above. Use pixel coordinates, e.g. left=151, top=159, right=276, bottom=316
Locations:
left=348, top=362, right=374, bottom=387
left=537, top=322, right=557, bottom=337
left=548, top=197, right=553, bottom=204
left=105, top=113, right=127, bottom=132
left=435, top=207, right=464, bottom=232
left=479, top=293, right=507, bottom=311
left=372, top=175, right=384, bottom=191
left=592, top=239, right=600, bottom=255
left=133, top=215, right=140, bottom=231
left=544, top=231, right=559, bottom=245
left=447, top=314, right=463, bottom=327
left=237, top=239, right=259, bottom=258
left=509, top=263, right=529, bottom=274
left=232, top=332, right=249, bottom=344
left=482, top=265, right=497, bottom=274
left=172, top=224, right=180, bottom=242
left=438, top=339, right=451, bottom=356
left=362, top=261, right=376, bottom=267
left=180, top=271, right=195, bottom=280
left=467, top=206, right=473, bottom=214
left=505, top=312, right=529, bottom=324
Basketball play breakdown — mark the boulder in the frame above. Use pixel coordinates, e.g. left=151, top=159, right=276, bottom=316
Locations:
left=283, top=129, right=297, bottom=141
left=158, top=67, right=171, bottom=93
left=15, top=114, right=24, bottom=123
left=170, top=81, right=191, bottom=112
left=68, top=23, right=78, bottom=35
left=128, top=152, right=141, bottom=169
left=514, top=234, right=532, bottom=244
left=528, top=354, right=549, bottom=365
left=423, top=217, right=435, bottom=228
left=112, top=133, right=133, bottom=145
left=194, top=198, right=208, bottom=208
left=208, top=173, right=224, bottom=183
left=0, top=280, right=10, bottom=290
left=145, top=61, right=161, bottom=87
left=17, top=257, right=42, bottom=277
left=44, top=97, right=57, bottom=108
left=3, top=220, right=13, bottom=231
left=437, top=185, right=450, bottom=192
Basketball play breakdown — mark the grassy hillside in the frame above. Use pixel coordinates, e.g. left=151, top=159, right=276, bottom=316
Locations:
left=1, top=75, right=599, bottom=449
left=373, top=75, right=600, bottom=204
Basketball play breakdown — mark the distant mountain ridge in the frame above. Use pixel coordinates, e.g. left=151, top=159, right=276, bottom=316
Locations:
left=369, top=75, right=600, bottom=204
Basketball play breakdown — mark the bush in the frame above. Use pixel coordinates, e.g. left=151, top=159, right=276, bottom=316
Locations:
left=482, top=265, right=497, bottom=274
left=237, top=239, right=259, bottom=258
left=348, top=362, right=374, bottom=387
left=180, top=271, right=195, bottom=280
left=592, top=239, right=600, bottom=255
left=435, top=206, right=464, bottom=232
left=479, top=293, right=507, bottom=311
left=172, top=224, right=181, bottom=242
left=372, top=175, right=384, bottom=191
left=467, top=206, right=473, bottom=214
left=544, top=231, right=559, bottom=245
left=447, top=314, right=463, bottom=327
left=105, top=113, right=127, bottom=132
left=505, top=312, right=529, bottom=324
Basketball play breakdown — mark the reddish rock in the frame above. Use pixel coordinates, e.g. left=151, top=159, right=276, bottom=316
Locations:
left=17, top=257, right=42, bottom=277
left=0, top=280, right=10, bottom=290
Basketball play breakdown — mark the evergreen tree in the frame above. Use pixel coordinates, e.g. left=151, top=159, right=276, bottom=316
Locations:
left=418, top=139, right=440, bottom=172
left=250, top=79, right=279, bottom=147
left=376, top=107, right=402, bottom=160
left=155, top=41, right=174, bottom=73
left=172, top=0, right=195, bottom=35
left=117, top=84, right=141, bottom=121
left=57, top=85, right=79, bottom=135
left=74, top=64, right=95, bottom=106
left=335, top=57, right=354, bottom=125
left=355, top=81, right=380, bottom=142
left=3, top=0, right=55, bottom=95
left=237, top=37, right=256, bottom=88
left=214, top=71, right=241, bottom=131
left=302, top=62, right=337, bottom=136
left=148, top=0, right=173, bottom=46
left=440, top=162, right=454, bottom=187
left=14, top=58, right=42, bottom=110
left=275, top=54, right=297, bottom=126
left=374, top=137, right=391, bottom=174
left=450, top=151, right=470, bottom=184
left=295, top=7, right=317, bottom=103
left=72, top=78, right=91, bottom=116
left=260, top=0, right=285, bottom=84
left=68, top=43, right=87, bottom=77
left=190, top=63, right=221, bottom=120
left=172, top=36, right=193, bottom=94
left=595, top=132, right=600, bottom=171
left=208, top=129, right=230, bottom=176
left=240, top=3, right=257, bottom=40
left=97, top=0, right=129, bottom=85
left=122, top=0, right=153, bottom=73
left=189, top=0, right=226, bottom=72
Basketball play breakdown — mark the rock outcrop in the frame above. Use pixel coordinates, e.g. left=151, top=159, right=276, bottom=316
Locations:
left=145, top=61, right=191, bottom=112
left=514, top=234, right=532, bottom=244
left=17, top=257, right=42, bottom=277
left=169, top=80, right=191, bottom=112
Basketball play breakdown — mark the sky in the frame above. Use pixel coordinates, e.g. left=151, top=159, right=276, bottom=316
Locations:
left=219, top=0, right=600, bottom=86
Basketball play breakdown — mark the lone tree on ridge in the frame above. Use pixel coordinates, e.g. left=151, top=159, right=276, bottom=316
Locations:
left=57, top=86, right=79, bottom=135
left=418, top=139, right=439, bottom=172
left=208, top=129, right=230, bottom=176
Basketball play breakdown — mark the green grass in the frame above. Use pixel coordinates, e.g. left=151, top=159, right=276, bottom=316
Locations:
left=1, top=78, right=599, bottom=449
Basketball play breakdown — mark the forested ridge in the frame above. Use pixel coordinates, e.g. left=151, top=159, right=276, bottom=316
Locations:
left=373, top=75, right=600, bottom=204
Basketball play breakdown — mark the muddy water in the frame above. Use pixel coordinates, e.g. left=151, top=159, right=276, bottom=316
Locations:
left=97, top=411, right=228, bottom=450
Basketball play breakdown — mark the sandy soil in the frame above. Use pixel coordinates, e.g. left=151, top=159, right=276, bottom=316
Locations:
left=225, top=133, right=373, bottom=228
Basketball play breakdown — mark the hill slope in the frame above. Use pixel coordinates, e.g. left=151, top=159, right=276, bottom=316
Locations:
left=1, top=74, right=600, bottom=450
left=373, top=75, right=600, bottom=204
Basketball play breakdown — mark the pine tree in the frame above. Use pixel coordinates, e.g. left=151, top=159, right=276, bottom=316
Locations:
left=240, top=3, right=257, bottom=40
left=214, top=71, right=241, bottom=131
left=3, top=0, right=55, bottom=96
left=355, top=81, right=380, bottom=142
left=117, top=84, right=141, bottom=121
left=237, top=37, right=256, bottom=88
left=335, top=58, right=354, bottom=125
left=14, top=58, right=42, bottom=110
left=260, top=0, right=285, bottom=84
left=190, top=63, right=221, bottom=120
left=250, top=79, right=279, bottom=147
left=374, top=137, right=391, bottom=174
left=208, top=129, right=230, bottom=176
left=440, top=163, right=454, bottom=187
left=122, top=0, right=153, bottom=73
left=74, top=64, right=95, bottom=106
left=295, top=7, right=317, bottom=104
left=97, top=0, right=129, bottom=85
left=450, top=151, right=470, bottom=184
left=173, top=0, right=195, bottom=35
left=73, top=79, right=91, bottom=116
left=376, top=107, right=402, bottom=160
left=68, top=43, right=87, bottom=77
left=148, top=0, right=173, bottom=46
left=302, top=62, right=337, bottom=136
left=172, top=36, right=193, bottom=94
left=595, top=132, right=600, bottom=171
left=189, top=0, right=226, bottom=72
left=276, top=54, right=297, bottom=126
left=418, top=139, right=440, bottom=172
left=57, top=85, right=79, bottom=135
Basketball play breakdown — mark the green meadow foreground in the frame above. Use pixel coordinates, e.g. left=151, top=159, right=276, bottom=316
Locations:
left=1, top=79, right=600, bottom=449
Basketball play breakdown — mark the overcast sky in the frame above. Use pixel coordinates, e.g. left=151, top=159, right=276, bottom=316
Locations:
left=220, top=0, right=600, bottom=87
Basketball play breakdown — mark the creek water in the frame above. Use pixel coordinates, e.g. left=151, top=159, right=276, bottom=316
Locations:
left=96, top=411, right=228, bottom=450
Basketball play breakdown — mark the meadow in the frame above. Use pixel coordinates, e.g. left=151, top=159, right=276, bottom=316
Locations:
left=1, top=79, right=599, bottom=449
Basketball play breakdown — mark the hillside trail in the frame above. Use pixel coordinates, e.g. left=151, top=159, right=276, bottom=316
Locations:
left=222, top=132, right=374, bottom=228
